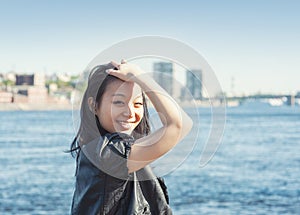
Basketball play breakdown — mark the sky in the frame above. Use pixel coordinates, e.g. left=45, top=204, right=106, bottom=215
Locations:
left=1, top=0, right=299, bottom=95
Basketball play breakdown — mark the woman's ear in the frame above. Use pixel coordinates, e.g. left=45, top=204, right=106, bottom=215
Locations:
left=88, top=97, right=96, bottom=113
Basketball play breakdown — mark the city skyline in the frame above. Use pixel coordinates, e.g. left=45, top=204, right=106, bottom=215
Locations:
left=0, top=0, right=299, bottom=95
left=1, top=58, right=299, bottom=98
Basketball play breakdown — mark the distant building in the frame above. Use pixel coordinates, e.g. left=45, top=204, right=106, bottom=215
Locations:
left=6, top=72, right=16, bottom=83
left=14, top=73, right=48, bottom=103
left=34, top=73, right=46, bottom=87
left=15, top=73, right=45, bottom=86
left=0, top=91, right=13, bottom=103
left=57, top=73, right=71, bottom=82
left=27, top=86, right=48, bottom=103
left=0, top=73, right=4, bottom=82
left=186, top=69, right=203, bottom=100
left=153, top=62, right=173, bottom=96
left=16, top=74, right=34, bottom=86
left=49, top=83, right=58, bottom=94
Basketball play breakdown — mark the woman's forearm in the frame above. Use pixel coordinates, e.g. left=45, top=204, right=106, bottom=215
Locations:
left=133, top=73, right=193, bottom=137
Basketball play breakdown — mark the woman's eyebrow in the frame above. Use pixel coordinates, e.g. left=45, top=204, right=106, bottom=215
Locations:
left=112, top=93, right=126, bottom=97
left=112, top=93, right=142, bottom=100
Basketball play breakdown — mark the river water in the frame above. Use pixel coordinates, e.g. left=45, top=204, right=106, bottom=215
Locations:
left=0, top=102, right=299, bottom=214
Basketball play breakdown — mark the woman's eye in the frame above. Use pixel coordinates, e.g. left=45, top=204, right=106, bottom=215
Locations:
left=134, top=102, right=143, bottom=106
left=113, top=101, right=125, bottom=105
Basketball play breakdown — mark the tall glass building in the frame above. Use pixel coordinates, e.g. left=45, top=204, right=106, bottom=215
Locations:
left=186, top=69, right=202, bottom=100
left=153, top=62, right=174, bottom=96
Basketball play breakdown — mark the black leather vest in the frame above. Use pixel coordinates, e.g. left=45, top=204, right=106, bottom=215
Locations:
left=71, top=133, right=172, bottom=215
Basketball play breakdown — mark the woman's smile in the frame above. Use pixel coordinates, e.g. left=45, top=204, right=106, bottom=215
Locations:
left=117, top=121, right=133, bottom=129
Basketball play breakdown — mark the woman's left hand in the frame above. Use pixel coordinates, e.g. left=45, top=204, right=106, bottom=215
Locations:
left=107, top=60, right=144, bottom=82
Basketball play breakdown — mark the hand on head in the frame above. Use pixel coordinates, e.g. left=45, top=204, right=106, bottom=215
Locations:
left=107, top=60, right=143, bottom=82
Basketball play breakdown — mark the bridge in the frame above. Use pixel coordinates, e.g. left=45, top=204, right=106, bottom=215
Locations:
left=226, top=94, right=300, bottom=106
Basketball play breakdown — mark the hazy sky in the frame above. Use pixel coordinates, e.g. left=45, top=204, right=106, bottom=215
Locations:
left=1, top=0, right=299, bottom=95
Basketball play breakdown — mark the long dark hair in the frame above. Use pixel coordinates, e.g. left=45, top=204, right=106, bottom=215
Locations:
left=70, top=63, right=151, bottom=158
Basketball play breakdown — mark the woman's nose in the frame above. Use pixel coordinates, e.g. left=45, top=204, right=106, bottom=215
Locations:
left=123, top=105, right=134, bottom=117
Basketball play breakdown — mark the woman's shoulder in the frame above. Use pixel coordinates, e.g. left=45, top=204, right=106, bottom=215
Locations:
left=81, top=133, right=134, bottom=156
left=104, top=132, right=135, bottom=142
left=79, top=132, right=135, bottom=179
left=101, top=132, right=135, bottom=160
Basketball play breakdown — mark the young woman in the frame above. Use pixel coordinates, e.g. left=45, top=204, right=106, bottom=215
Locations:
left=70, top=60, right=193, bottom=214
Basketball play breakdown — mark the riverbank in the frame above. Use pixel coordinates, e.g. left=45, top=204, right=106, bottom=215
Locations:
left=0, top=101, right=227, bottom=111
left=0, top=103, right=73, bottom=111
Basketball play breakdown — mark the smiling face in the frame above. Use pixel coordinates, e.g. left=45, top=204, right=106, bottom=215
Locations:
left=96, top=79, right=144, bottom=135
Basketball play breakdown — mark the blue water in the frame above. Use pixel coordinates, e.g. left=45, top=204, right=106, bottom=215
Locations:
left=0, top=103, right=299, bottom=214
